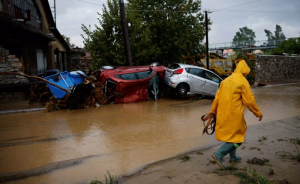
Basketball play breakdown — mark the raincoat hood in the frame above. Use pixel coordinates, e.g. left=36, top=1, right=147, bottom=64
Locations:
left=234, top=60, right=250, bottom=76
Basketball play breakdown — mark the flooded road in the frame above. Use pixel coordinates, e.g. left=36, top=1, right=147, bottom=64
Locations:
left=0, top=83, right=300, bottom=183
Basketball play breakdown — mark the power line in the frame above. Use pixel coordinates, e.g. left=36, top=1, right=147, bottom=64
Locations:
left=77, top=0, right=104, bottom=6
left=76, top=0, right=299, bottom=14
left=214, top=10, right=300, bottom=13
left=127, top=10, right=198, bottom=13
left=125, top=9, right=299, bottom=14
left=211, top=0, right=262, bottom=12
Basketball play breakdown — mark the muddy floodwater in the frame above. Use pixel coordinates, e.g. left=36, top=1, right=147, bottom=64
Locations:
left=0, top=83, right=300, bottom=183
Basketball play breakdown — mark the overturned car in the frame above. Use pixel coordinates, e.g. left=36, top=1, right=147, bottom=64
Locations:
left=98, top=63, right=165, bottom=104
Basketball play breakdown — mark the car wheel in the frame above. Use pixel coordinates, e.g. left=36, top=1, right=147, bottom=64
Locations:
left=176, top=83, right=188, bottom=96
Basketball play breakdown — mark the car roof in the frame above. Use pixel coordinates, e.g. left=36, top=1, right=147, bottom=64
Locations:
left=176, top=63, right=211, bottom=72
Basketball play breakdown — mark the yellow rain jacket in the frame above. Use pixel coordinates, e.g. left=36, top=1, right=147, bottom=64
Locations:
left=210, top=60, right=262, bottom=143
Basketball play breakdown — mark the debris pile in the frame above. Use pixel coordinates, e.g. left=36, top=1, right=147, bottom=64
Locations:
left=42, top=75, right=121, bottom=111
left=28, top=83, right=51, bottom=105
left=1, top=71, right=174, bottom=112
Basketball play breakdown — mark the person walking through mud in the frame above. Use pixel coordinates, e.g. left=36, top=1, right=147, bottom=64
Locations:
left=210, top=59, right=263, bottom=170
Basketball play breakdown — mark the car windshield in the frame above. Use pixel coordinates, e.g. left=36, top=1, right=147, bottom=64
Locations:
left=169, top=64, right=180, bottom=69
left=214, top=61, right=224, bottom=66
left=202, top=60, right=213, bottom=66
left=115, top=70, right=154, bottom=80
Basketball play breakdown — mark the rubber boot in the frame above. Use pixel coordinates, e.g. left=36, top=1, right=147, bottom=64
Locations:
left=229, top=149, right=241, bottom=163
left=211, top=142, right=237, bottom=170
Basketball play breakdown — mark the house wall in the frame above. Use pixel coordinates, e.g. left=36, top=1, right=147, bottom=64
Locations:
left=255, top=55, right=300, bottom=84
left=0, top=45, right=29, bottom=84
left=34, top=0, right=67, bottom=71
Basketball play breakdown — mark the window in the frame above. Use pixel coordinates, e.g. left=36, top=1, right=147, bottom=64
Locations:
left=115, top=70, right=154, bottom=80
left=186, top=68, right=203, bottom=78
left=169, top=64, right=180, bottom=69
left=205, top=71, right=221, bottom=83
left=214, top=61, right=224, bottom=66
left=227, top=61, right=232, bottom=66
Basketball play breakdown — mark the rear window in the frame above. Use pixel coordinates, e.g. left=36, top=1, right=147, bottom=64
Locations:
left=115, top=70, right=154, bottom=80
left=169, top=64, right=180, bottom=69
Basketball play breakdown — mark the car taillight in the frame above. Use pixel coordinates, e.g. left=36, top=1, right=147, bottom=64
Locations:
left=173, top=68, right=183, bottom=74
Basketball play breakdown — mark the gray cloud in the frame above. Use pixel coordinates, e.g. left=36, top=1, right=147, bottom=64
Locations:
left=49, top=0, right=300, bottom=47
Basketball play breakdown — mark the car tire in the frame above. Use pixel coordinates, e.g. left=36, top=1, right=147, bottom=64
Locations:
left=176, top=83, right=188, bottom=96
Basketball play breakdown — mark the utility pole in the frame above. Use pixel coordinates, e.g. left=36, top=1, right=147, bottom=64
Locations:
left=119, top=0, right=132, bottom=66
left=205, top=10, right=210, bottom=69
left=51, top=0, right=56, bottom=27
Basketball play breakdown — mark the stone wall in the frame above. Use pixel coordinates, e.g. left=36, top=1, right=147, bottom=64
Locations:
left=0, top=46, right=30, bottom=103
left=255, top=55, right=300, bottom=84
left=0, top=46, right=29, bottom=84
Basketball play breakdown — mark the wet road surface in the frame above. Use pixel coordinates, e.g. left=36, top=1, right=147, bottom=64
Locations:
left=0, top=83, right=300, bottom=183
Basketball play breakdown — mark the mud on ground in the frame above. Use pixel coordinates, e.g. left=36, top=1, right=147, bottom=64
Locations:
left=122, top=116, right=300, bottom=184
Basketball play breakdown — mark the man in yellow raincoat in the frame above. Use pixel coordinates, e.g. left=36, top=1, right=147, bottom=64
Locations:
left=210, top=59, right=263, bottom=170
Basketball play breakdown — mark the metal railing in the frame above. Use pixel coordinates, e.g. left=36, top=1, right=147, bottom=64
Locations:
left=209, top=39, right=287, bottom=51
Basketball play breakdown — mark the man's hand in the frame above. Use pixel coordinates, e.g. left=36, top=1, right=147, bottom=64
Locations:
left=259, top=115, right=263, bottom=121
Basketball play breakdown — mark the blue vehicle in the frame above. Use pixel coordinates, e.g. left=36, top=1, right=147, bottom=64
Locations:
left=44, top=71, right=87, bottom=99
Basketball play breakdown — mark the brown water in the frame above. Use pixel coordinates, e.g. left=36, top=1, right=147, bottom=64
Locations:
left=0, top=83, right=300, bottom=183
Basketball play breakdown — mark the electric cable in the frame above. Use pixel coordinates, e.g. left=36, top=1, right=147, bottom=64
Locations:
left=211, top=0, right=263, bottom=12
left=212, top=10, right=300, bottom=14
left=77, top=0, right=104, bottom=6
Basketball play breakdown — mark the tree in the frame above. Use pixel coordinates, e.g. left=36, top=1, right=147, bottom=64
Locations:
left=127, top=0, right=206, bottom=65
left=62, top=35, right=75, bottom=48
left=232, top=26, right=256, bottom=47
left=271, top=36, right=300, bottom=54
left=82, top=0, right=152, bottom=67
left=264, top=24, right=286, bottom=41
left=82, top=0, right=208, bottom=67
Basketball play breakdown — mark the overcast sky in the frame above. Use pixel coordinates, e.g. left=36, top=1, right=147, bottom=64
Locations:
left=48, top=0, right=300, bottom=48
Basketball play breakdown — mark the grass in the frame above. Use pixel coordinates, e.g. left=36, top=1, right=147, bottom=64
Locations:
left=258, top=136, right=267, bottom=142
left=196, top=151, right=203, bottom=155
left=290, top=138, right=300, bottom=145
left=268, top=168, right=275, bottom=176
left=276, top=138, right=300, bottom=162
left=247, top=157, right=270, bottom=166
left=224, top=165, right=238, bottom=171
left=90, top=171, right=118, bottom=184
left=235, top=168, right=292, bottom=184
left=249, top=147, right=261, bottom=151
left=272, top=178, right=292, bottom=184
left=178, top=155, right=191, bottom=162
left=234, top=168, right=270, bottom=184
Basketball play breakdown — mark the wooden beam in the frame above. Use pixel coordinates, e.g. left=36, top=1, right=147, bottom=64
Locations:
left=0, top=72, right=69, bottom=93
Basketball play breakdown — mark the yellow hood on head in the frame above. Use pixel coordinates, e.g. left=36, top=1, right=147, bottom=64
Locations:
left=234, top=60, right=250, bottom=76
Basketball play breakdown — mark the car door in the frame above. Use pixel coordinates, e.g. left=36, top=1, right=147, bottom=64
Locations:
left=203, top=71, right=222, bottom=96
left=186, top=68, right=206, bottom=94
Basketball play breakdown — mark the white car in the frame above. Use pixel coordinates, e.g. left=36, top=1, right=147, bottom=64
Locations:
left=164, top=63, right=223, bottom=96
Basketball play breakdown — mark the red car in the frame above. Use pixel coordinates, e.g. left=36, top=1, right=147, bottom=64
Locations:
left=98, top=63, right=165, bottom=104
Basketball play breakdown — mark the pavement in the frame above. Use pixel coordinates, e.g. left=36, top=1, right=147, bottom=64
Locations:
left=121, top=116, right=300, bottom=184
left=0, top=100, right=42, bottom=113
